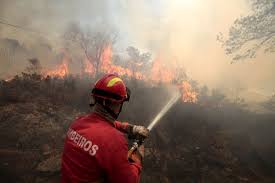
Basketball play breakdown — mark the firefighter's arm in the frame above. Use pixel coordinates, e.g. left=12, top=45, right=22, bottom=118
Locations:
left=114, top=121, right=130, bottom=133
left=114, top=121, right=149, bottom=138
left=103, top=135, right=142, bottom=183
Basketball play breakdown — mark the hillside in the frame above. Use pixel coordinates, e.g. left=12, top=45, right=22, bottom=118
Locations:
left=0, top=74, right=275, bottom=183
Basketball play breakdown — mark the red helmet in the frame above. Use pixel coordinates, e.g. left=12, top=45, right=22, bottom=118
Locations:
left=91, top=74, right=130, bottom=103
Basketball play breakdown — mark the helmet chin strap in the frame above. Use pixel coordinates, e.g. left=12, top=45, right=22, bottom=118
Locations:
left=89, top=96, right=96, bottom=107
left=90, top=97, right=123, bottom=120
left=102, top=102, right=123, bottom=120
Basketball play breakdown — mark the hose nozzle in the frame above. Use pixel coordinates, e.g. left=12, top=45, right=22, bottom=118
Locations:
left=127, top=137, right=144, bottom=158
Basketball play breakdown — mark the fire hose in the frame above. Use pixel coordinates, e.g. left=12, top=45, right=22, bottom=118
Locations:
left=128, top=92, right=181, bottom=158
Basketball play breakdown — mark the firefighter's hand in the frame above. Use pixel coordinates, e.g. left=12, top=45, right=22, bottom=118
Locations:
left=129, top=145, right=144, bottom=164
left=132, top=125, right=149, bottom=138
left=137, top=144, right=145, bottom=159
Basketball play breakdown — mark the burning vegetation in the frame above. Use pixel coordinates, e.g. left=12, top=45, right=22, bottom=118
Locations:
left=6, top=26, right=198, bottom=104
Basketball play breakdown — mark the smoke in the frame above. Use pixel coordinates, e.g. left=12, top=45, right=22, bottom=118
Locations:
left=0, top=0, right=274, bottom=102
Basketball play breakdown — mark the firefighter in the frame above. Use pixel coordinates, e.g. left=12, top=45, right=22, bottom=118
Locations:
left=61, top=74, right=149, bottom=183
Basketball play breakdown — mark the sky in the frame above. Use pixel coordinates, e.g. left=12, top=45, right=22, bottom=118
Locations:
left=0, top=0, right=274, bottom=99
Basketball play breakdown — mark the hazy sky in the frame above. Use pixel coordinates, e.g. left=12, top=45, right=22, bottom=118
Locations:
left=0, top=0, right=274, bottom=97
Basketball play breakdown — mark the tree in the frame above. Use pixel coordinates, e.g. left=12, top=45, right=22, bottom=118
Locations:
left=64, top=22, right=117, bottom=76
left=218, top=0, right=275, bottom=62
left=127, top=46, right=151, bottom=64
left=126, top=46, right=151, bottom=76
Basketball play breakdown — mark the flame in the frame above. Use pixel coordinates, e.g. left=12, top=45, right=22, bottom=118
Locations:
left=151, top=57, right=175, bottom=83
left=179, top=81, right=198, bottom=103
left=84, top=58, right=95, bottom=76
left=100, top=45, right=145, bottom=79
left=150, top=56, right=197, bottom=103
left=101, top=44, right=112, bottom=68
left=45, top=50, right=69, bottom=77
left=46, top=62, right=68, bottom=77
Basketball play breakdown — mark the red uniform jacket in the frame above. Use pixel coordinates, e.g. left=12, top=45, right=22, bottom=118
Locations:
left=61, top=112, right=142, bottom=183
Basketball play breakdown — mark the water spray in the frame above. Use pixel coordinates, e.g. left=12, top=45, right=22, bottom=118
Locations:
left=128, top=92, right=181, bottom=157
left=147, top=93, right=181, bottom=131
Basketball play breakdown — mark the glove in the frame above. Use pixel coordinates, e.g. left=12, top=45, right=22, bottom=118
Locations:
left=132, top=125, right=149, bottom=138
left=128, top=125, right=149, bottom=139
left=128, top=145, right=144, bottom=164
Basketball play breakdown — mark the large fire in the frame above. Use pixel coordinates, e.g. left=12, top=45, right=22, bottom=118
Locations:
left=6, top=45, right=198, bottom=103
